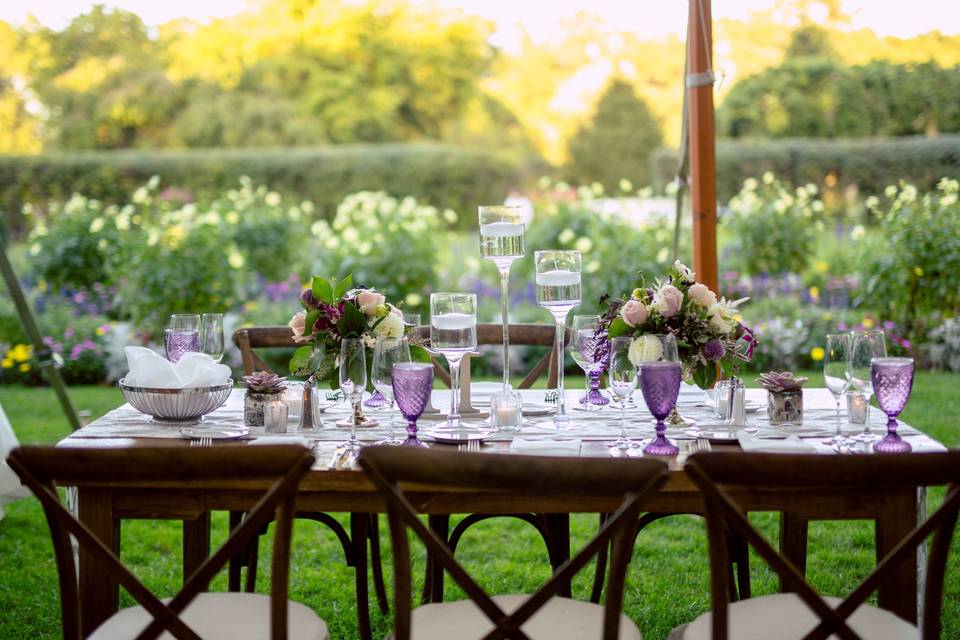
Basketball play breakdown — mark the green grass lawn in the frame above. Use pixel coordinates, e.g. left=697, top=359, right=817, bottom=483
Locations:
left=1, top=372, right=958, bottom=639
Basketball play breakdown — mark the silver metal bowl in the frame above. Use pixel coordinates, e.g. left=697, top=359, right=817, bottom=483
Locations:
left=118, top=379, right=233, bottom=425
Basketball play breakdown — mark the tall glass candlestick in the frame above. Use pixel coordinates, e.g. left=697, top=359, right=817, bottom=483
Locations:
left=479, top=205, right=525, bottom=391
left=430, top=293, right=478, bottom=429
left=535, top=250, right=581, bottom=430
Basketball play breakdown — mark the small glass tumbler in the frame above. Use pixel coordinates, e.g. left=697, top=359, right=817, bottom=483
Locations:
left=490, top=388, right=523, bottom=433
left=846, top=391, right=868, bottom=425
left=263, top=400, right=288, bottom=434
left=713, top=379, right=732, bottom=420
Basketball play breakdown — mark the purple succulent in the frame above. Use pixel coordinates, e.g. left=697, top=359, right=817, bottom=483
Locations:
left=702, top=338, right=726, bottom=362
left=241, top=371, right=287, bottom=394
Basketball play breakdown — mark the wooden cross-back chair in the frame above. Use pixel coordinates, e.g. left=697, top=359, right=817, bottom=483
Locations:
left=671, top=451, right=960, bottom=640
left=8, top=444, right=327, bottom=640
left=358, top=446, right=670, bottom=640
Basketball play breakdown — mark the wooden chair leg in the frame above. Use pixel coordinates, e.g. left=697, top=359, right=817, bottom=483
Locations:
left=350, top=513, right=373, bottom=640
left=368, top=513, right=389, bottom=614
left=228, top=511, right=244, bottom=592
left=590, top=513, right=610, bottom=603
left=423, top=515, right=450, bottom=604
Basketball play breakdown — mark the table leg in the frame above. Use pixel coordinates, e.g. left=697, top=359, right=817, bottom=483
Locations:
left=182, top=511, right=211, bottom=587
left=779, top=511, right=808, bottom=593
left=545, top=513, right=571, bottom=598
left=876, top=488, right=918, bottom=623
left=78, top=488, right=120, bottom=637
left=425, top=515, right=450, bottom=604
left=350, top=513, right=373, bottom=640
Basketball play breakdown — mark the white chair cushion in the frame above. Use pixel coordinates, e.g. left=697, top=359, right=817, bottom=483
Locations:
left=89, top=592, right=329, bottom=640
left=407, top=593, right=641, bottom=640
left=675, top=592, right=918, bottom=640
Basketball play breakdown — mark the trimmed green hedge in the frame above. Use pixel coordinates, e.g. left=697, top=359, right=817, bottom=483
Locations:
left=0, top=144, right=523, bottom=236
left=651, top=135, right=960, bottom=200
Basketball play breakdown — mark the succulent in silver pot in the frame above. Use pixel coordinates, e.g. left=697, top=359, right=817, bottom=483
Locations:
left=242, top=372, right=287, bottom=426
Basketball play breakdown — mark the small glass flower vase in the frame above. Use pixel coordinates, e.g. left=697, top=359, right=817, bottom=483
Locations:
left=244, top=391, right=283, bottom=426
left=767, top=389, right=803, bottom=425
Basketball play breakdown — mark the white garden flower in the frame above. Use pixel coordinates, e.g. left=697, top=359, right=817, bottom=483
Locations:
left=373, top=313, right=404, bottom=340
left=629, top=335, right=663, bottom=366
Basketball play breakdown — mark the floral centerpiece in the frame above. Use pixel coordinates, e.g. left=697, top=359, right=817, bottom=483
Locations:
left=601, top=261, right=757, bottom=389
left=287, top=274, right=424, bottom=383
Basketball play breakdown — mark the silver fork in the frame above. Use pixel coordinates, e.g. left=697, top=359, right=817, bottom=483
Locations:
left=458, top=440, right=481, bottom=453
left=190, top=437, right=213, bottom=447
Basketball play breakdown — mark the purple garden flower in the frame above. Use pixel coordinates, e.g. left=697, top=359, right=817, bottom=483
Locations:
left=702, top=338, right=726, bottom=362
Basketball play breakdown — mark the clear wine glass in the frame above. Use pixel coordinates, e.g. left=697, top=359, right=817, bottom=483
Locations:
left=872, top=357, right=915, bottom=453
left=535, top=250, right=581, bottom=431
left=479, top=205, right=525, bottom=392
left=200, top=313, right=224, bottom=363
left=848, top=329, right=887, bottom=443
left=570, top=315, right=609, bottom=411
left=402, top=312, right=421, bottom=339
left=608, top=337, right=639, bottom=455
left=822, top=333, right=852, bottom=447
left=637, top=334, right=682, bottom=457
left=338, top=337, right=367, bottom=453
left=430, top=293, right=477, bottom=430
left=165, top=314, right=200, bottom=363
left=372, top=336, right=412, bottom=445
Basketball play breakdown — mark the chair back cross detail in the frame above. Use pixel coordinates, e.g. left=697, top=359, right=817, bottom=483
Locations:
left=8, top=445, right=315, bottom=640
left=358, top=446, right=669, bottom=640
left=685, top=451, right=960, bottom=640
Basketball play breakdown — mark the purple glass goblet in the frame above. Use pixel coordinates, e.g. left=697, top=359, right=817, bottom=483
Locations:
left=641, top=362, right=682, bottom=456
left=872, top=357, right=914, bottom=453
left=164, top=329, right=200, bottom=363
left=392, top=362, right=434, bottom=448
left=364, top=389, right=389, bottom=408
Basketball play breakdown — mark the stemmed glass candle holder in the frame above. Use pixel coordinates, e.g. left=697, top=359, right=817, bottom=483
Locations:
left=571, top=315, right=609, bottom=410
left=200, top=313, right=224, bottom=363
left=430, top=293, right=477, bottom=429
left=165, top=314, right=200, bottom=363
left=872, top=357, right=915, bottom=453
left=822, top=333, right=852, bottom=447
left=535, top=250, right=581, bottom=430
left=479, top=205, right=525, bottom=392
left=392, top=362, right=434, bottom=447
left=372, top=336, right=412, bottom=445
left=637, top=334, right=682, bottom=456
left=849, top=329, right=886, bottom=443
left=338, top=338, right=367, bottom=453
left=608, top=337, right=639, bottom=455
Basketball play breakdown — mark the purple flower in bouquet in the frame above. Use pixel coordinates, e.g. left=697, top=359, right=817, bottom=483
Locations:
left=300, top=288, right=320, bottom=310
left=702, top=338, right=725, bottom=362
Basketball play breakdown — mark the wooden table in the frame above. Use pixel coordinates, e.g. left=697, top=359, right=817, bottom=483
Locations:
left=55, top=389, right=944, bottom=636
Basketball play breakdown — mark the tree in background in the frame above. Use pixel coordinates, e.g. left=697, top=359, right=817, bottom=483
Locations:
left=565, top=79, right=662, bottom=190
left=784, top=24, right=836, bottom=59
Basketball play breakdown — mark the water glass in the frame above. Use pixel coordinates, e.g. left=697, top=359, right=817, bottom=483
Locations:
left=372, top=336, right=412, bottom=445
left=571, top=315, right=609, bottom=410
left=535, top=250, right=581, bottom=429
left=637, top=334, right=681, bottom=456
left=339, top=338, right=367, bottom=453
left=402, top=312, right=422, bottom=338
left=848, top=329, right=887, bottom=443
left=200, top=313, right=225, bottom=363
left=392, top=362, right=434, bottom=447
left=608, top=337, right=639, bottom=455
left=430, top=293, right=477, bottom=429
left=872, top=357, right=915, bottom=453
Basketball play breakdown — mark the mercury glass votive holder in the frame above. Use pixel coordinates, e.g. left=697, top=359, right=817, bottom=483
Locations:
left=263, top=400, right=289, bottom=434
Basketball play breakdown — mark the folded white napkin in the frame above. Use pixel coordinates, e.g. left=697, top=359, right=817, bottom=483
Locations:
left=678, top=383, right=708, bottom=405
left=250, top=436, right=312, bottom=448
left=509, top=438, right=582, bottom=456
left=123, top=347, right=231, bottom=389
left=737, top=430, right=816, bottom=453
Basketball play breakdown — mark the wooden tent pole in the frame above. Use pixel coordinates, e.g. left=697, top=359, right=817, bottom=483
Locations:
left=687, top=0, right=719, bottom=291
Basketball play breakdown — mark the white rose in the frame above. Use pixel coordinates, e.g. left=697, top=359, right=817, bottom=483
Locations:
left=373, top=313, right=404, bottom=339
left=628, top=335, right=664, bottom=366
left=688, top=283, right=717, bottom=307
left=708, top=303, right=735, bottom=334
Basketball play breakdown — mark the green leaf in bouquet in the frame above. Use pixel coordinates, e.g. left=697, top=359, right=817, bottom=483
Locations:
left=607, top=317, right=631, bottom=338
left=289, top=345, right=315, bottom=376
left=692, top=363, right=718, bottom=390
left=312, top=276, right=334, bottom=305
left=334, top=274, right=353, bottom=299
left=410, top=345, right=432, bottom=364
left=337, top=301, right=367, bottom=338
left=303, top=309, right=320, bottom=337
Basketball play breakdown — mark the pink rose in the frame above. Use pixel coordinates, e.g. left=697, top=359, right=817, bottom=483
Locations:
left=288, top=312, right=310, bottom=344
left=620, top=299, right=648, bottom=328
left=688, top=283, right=717, bottom=307
left=654, top=284, right=684, bottom=318
left=356, top=290, right=386, bottom=316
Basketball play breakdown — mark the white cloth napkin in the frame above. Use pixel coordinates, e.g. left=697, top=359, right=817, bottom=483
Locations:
left=509, top=438, right=582, bottom=456
left=678, top=383, right=708, bottom=405
left=123, top=347, right=231, bottom=389
left=737, top=430, right=817, bottom=453
left=250, top=436, right=312, bottom=448
left=0, top=402, right=30, bottom=520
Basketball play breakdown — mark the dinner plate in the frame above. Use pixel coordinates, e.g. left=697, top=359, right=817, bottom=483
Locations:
left=745, top=401, right=763, bottom=414
left=179, top=426, right=251, bottom=440
left=522, top=405, right=555, bottom=417
left=421, top=426, right=497, bottom=445
left=312, top=400, right=337, bottom=413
